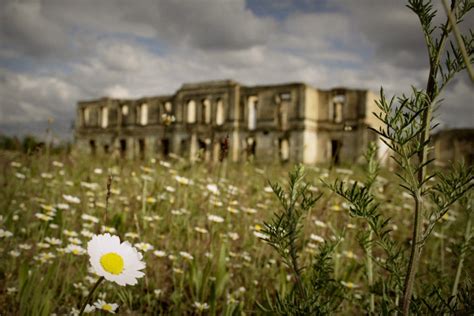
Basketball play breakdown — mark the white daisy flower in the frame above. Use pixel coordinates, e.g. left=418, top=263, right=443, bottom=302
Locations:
left=310, top=234, right=325, bottom=243
left=207, top=214, right=224, bottom=223
left=35, top=213, right=53, bottom=222
left=101, top=226, right=117, bottom=234
left=87, top=233, right=145, bottom=286
left=94, top=299, right=118, bottom=313
left=0, top=229, right=13, bottom=238
left=206, top=184, right=220, bottom=195
left=193, top=301, right=210, bottom=311
left=52, top=161, right=64, bottom=168
left=194, top=227, right=208, bottom=234
left=124, top=232, right=140, bottom=239
left=228, top=232, right=240, bottom=241
left=44, top=237, right=63, bottom=246
left=68, top=237, right=82, bottom=245
left=253, top=231, right=269, bottom=240
left=56, top=203, right=70, bottom=210
left=63, top=229, right=78, bottom=237
left=175, top=175, right=193, bottom=185
left=314, top=220, right=327, bottom=228
left=341, top=281, right=360, bottom=289
left=9, top=250, right=20, bottom=257
left=10, top=161, right=21, bottom=168
left=81, top=229, right=94, bottom=238
left=264, top=186, right=273, bottom=193
left=63, top=194, right=81, bottom=204
left=82, top=214, right=99, bottom=223
left=179, top=251, right=194, bottom=260
left=134, top=242, right=154, bottom=252
left=66, top=244, right=86, bottom=255
left=243, top=207, right=257, bottom=214
left=83, top=304, right=95, bottom=313
left=153, top=250, right=167, bottom=257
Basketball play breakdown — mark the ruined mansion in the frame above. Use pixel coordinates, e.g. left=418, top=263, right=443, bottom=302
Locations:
left=75, top=80, right=387, bottom=164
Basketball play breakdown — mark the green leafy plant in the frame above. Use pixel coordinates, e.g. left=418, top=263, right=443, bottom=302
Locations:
left=259, top=165, right=344, bottom=315
left=327, top=0, right=473, bottom=314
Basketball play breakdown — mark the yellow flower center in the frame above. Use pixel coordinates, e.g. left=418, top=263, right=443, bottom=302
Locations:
left=100, top=252, right=124, bottom=275
left=102, top=304, right=113, bottom=311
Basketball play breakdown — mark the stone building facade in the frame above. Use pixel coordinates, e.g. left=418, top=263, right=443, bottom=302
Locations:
left=432, top=128, right=474, bottom=166
left=75, top=80, right=385, bottom=164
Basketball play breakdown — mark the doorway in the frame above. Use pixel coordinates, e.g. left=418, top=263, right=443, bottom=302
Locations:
left=89, top=140, right=96, bottom=155
left=120, top=139, right=127, bottom=158
left=161, top=139, right=170, bottom=157
left=331, top=139, right=342, bottom=165
left=138, top=139, right=145, bottom=160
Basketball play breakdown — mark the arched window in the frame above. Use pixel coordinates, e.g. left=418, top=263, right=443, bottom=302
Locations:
left=83, top=107, right=90, bottom=126
left=121, top=105, right=129, bottom=126
left=331, top=95, right=345, bottom=123
left=202, top=99, right=211, bottom=124
left=165, top=101, right=173, bottom=113
left=216, top=99, right=225, bottom=125
left=139, top=103, right=148, bottom=125
left=247, top=96, right=258, bottom=130
left=277, top=103, right=288, bottom=130
left=187, top=100, right=196, bottom=123
left=122, top=105, right=129, bottom=116
left=279, top=138, right=289, bottom=161
left=101, top=107, right=108, bottom=128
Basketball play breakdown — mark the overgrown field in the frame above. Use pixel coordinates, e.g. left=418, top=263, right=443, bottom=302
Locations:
left=0, top=151, right=472, bottom=314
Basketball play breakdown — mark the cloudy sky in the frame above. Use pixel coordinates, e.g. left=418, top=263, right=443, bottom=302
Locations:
left=0, top=0, right=472, bottom=140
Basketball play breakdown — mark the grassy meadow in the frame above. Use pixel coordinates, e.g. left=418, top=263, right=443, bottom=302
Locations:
left=0, top=150, right=472, bottom=315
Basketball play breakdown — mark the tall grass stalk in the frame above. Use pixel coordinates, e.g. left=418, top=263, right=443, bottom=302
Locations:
left=451, top=196, right=472, bottom=302
left=78, top=276, right=104, bottom=316
left=400, top=1, right=473, bottom=312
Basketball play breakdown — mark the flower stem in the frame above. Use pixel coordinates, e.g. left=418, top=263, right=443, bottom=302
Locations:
left=79, top=276, right=104, bottom=316
left=451, top=214, right=472, bottom=301
left=366, top=230, right=375, bottom=314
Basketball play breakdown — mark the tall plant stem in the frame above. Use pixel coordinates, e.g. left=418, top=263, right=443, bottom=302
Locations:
left=401, top=193, right=423, bottom=315
left=401, top=2, right=455, bottom=313
left=451, top=214, right=472, bottom=300
left=366, top=230, right=375, bottom=314
left=79, top=276, right=104, bottom=316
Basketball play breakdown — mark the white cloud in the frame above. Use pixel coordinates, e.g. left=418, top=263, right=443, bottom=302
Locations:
left=104, top=85, right=131, bottom=99
left=0, top=0, right=472, bottom=139
left=0, top=69, right=80, bottom=123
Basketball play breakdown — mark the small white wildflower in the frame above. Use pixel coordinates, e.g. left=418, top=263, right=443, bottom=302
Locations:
left=206, top=184, right=220, bottom=195
left=134, top=242, right=154, bottom=252
left=65, top=244, right=86, bottom=255
left=94, top=300, right=118, bottom=314
left=193, top=302, right=209, bottom=311
left=179, top=251, right=194, bottom=260
left=63, top=194, right=81, bottom=204
left=56, top=203, right=70, bottom=210
left=310, top=234, right=324, bottom=243
left=207, top=214, right=224, bottom=223
left=341, top=281, right=360, bottom=289
left=153, top=250, right=167, bottom=257
left=194, top=227, right=209, bottom=234
left=314, top=220, right=327, bottom=228
left=81, top=214, right=99, bottom=223
left=9, top=250, right=21, bottom=257
left=0, top=228, right=13, bottom=238
left=45, top=237, right=62, bottom=246
left=228, top=232, right=239, bottom=241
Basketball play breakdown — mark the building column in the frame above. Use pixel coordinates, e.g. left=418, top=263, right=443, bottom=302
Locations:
left=190, top=133, right=198, bottom=161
